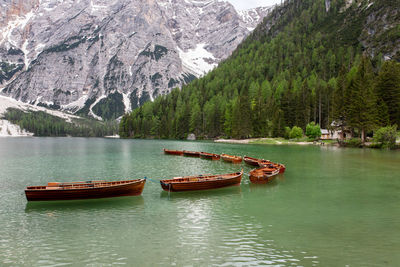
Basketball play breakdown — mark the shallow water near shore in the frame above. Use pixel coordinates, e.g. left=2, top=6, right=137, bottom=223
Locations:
left=0, top=138, right=399, bottom=266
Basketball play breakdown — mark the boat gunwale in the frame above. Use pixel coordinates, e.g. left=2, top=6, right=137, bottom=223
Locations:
left=221, top=154, right=242, bottom=162
left=25, top=179, right=146, bottom=192
left=200, top=152, right=220, bottom=159
left=161, top=171, right=243, bottom=185
left=163, top=148, right=184, bottom=154
left=250, top=168, right=279, bottom=178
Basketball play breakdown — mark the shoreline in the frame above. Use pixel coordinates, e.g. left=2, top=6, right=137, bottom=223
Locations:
left=214, top=138, right=334, bottom=146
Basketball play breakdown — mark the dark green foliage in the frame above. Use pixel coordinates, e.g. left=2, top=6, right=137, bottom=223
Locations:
left=151, top=73, right=162, bottom=86
left=139, top=44, right=168, bottom=61
left=139, top=91, right=151, bottom=106
left=374, top=125, right=398, bottom=149
left=7, top=48, right=24, bottom=56
left=305, top=122, right=321, bottom=140
left=182, top=73, right=196, bottom=84
left=103, top=55, right=126, bottom=92
left=284, top=126, right=291, bottom=139
left=0, top=61, right=24, bottom=83
left=3, top=108, right=118, bottom=137
left=154, top=45, right=168, bottom=61
left=92, top=92, right=125, bottom=120
left=289, top=126, right=303, bottom=139
left=44, top=36, right=86, bottom=53
left=346, top=56, right=378, bottom=142
left=37, top=102, right=61, bottom=110
left=130, top=89, right=139, bottom=110
left=341, top=138, right=363, bottom=148
left=168, top=78, right=179, bottom=88
left=119, top=0, right=399, bottom=140
left=375, top=61, right=400, bottom=126
left=75, top=97, right=97, bottom=117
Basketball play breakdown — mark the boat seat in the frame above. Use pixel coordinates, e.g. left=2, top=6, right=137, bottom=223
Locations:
left=46, top=186, right=61, bottom=190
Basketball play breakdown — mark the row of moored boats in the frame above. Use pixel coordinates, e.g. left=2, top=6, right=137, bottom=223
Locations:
left=163, top=149, right=286, bottom=185
left=24, top=149, right=286, bottom=201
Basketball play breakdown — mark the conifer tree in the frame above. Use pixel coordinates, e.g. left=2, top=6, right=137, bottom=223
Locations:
left=347, top=56, right=378, bottom=142
left=376, top=61, right=400, bottom=126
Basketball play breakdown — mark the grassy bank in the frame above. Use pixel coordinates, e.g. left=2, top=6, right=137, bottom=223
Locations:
left=215, top=138, right=338, bottom=146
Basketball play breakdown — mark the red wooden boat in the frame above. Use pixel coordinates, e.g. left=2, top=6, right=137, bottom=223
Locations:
left=221, top=154, right=242, bottom=164
left=243, top=156, right=262, bottom=166
left=163, top=148, right=184, bottom=156
left=200, top=152, right=221, bottom=160
left=183, top=150, right=201, bottom=157
left=160, top=170, right=243, bottom=192
left=258, top=160, right=286, bottom=173
left=249, top=167, right=280, bottom=184
left=25, top=179, right=146, bottom=201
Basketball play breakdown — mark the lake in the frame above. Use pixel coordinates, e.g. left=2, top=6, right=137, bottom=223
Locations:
left=0, top=138, right=399, bottom=266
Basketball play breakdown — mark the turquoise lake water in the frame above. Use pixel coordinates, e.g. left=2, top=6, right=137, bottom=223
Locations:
left=0, top=138, right=399, bottom=266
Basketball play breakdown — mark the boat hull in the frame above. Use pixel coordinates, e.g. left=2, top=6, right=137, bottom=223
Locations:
left=200, top=153, right=221, bottom=160
left=164, top=149, right=184, bottom=156
left=221, top=154, right=242, bottom=164
left=160, top=172, right=242, bottom=192
left=249, top=168, right=279, bottom=184
left=259, top=161, right=286, bottom=173
left=183, top=150, right=200, bottom=157
left=25, top=180, right=146, bottom=201
left=243, top=156, right=261, bottom=166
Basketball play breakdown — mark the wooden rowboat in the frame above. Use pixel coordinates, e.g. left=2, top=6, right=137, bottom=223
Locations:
left=221, top=153, right=242, bottom=164
left=249, top=167, right=280, bottom=184
left=163, top=148, right=184, bottom=156
left=243, top=156, right=262, bottom=166
left=258, top=160, right=286, bottom=173
left=183, top=150, right=201, bottom=157
left=200, top=152, right=221, bottom=160
left=160, top=170, right=243, bottom=192
left=25, top=179, right=146, bottom=201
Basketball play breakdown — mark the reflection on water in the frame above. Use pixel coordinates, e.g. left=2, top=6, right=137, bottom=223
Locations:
left=159, top=184, right=242, bottom=199
left=0, top=138, right=399, bottom=266
left=25, top=196, right=145, bottom=213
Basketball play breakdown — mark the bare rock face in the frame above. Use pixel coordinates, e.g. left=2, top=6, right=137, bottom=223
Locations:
left=0, top=0, right=270, bottom=120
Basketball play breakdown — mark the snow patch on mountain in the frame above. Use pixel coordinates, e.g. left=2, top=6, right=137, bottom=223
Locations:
left=0, top=0, right=272, bottom=120
left=122, top=93, right=131, bottom=113
left=0, top=119, right=33, bottom=137
left=0, top=94, right=85, bottom=136
left=178, top=43, right=217, bottom=77
left=62, top=95, right=88, bottom=113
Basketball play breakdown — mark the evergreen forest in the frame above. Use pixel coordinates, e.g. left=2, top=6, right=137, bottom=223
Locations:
left=119, top=0, right=400, bottom=141
left=4, top=108, right=118, bottom=137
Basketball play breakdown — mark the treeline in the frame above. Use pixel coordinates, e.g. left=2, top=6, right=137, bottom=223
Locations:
left=4, top=108, right=118, bottom=137
left=119, top=0, right=400, bottom=140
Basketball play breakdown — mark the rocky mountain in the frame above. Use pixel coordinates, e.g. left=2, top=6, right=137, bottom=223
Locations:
left=0, top=0, right=271, bottom=120
left=119, top=0, right=400, bottom=140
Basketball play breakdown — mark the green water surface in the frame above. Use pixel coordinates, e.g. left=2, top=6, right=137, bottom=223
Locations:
left=0, top=138, right=399, bottom=266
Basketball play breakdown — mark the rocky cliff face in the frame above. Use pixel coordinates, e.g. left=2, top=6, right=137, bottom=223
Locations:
left=0, top=0, right=270, bottom=120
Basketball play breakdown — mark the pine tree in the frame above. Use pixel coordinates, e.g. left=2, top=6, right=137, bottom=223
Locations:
left=376, top=61, right=400, bottom=126
left=347, top=56, right=378, bottom=143
left=332, top=65, right=348, bottom=138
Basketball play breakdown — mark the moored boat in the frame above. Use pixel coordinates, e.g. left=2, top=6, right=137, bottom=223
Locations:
left=221, top=153, right=242, bottom=164
left=163, top=148, right=184, bottom=156
left=258, top=160, right=286, bottom=173
left=200, top=152, right=221, bottom=160
left=25, top=179, right=146, bottom=201
left=249, top=167, right=280, bottom=184
left=160, top=170, right=243, bottom=192
left=243, top=156, right=262, bottom=166
left=183, top=150, right=201, bottom=157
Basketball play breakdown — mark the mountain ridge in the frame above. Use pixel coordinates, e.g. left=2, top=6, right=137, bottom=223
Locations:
left=119, top=0, right=400, bottom=140
left=0, top=0, right=271, bottom=120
